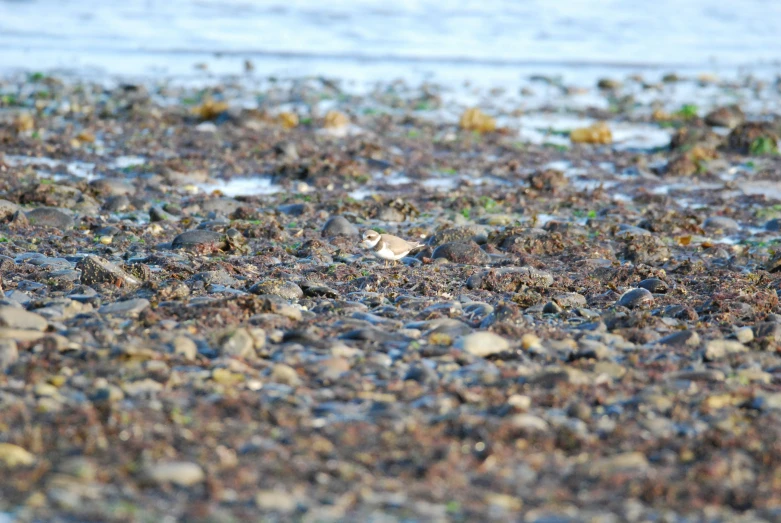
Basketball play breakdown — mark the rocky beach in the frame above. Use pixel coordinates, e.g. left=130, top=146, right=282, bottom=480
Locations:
left=1, top=69, right=781, bottom=521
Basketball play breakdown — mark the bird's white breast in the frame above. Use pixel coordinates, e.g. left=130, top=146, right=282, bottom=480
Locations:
left=373, top=243, right=408, bottom=261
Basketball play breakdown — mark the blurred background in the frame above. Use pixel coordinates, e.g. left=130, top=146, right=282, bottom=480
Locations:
left=1, top=0, right=780, bottom=82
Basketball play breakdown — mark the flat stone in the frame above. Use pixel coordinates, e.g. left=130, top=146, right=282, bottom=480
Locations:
left=590, top=452, right=649, bottom=476
left=0, top=443, right=35, bottom=468
left=321, top=215, right=359, bottom=238
left=144, top=461, right=204, bottom=487
left=171, top=230, right=223, bottom=251
left=99, top=298, right=150, bottom=316
left=617, top=288, right=653, bottom=309
left=78, top=255, right=141, bottom=289
left=0, top=306, right=48, bottom=331
left=220, top=328, right=255, bottom=358
left=431, top=241, right=490, bottom=264
left=248, top=280, right=303, bottom=300
left=704, top=339, right=747, bottom=360
left=455, top=331, right=510, bottom=357
left=171, top=336, right=198, bottom=360
left=656, top=330, right=700, bottom=347
left=0, top=199, right=20, bottom=220
left=26, top=207, right=74, bottom=228
left=0, top=339, right=19, bottom=369
left=0, top=328, right=46, bottom=342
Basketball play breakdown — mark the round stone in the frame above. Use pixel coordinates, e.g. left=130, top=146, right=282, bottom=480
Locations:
left=171, top=230, right=223, bottom=250
left=616, top=288, right=654, bottom=309
left=321, top=215, right=359, bottom=238
left=26, top=207, right=74, bottom=228
left=431, top=241, right=490, bottom=264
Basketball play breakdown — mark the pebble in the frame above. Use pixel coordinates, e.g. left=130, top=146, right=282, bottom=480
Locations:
left=431, top=241, right=490, bottom=264
left=321, top=215, right=359, bottom=238
left=0, top=443, right=35, bottom=468
left=0, top=199, right=20, bottom=220
left=144, top=461, right=205, bottom=487
left=98, top=298, right=150, bottom=316
left=637, top=278, right=668, bottom=293
left=220, top=328, right=255, bottom=358
left=26, top=207, right=75, bottom=228
left=0, top=306, right=48, bottom=331
left=0, top=339, right=19, bottom=369
left=616, top=288, right=653, bottom=309
left=171, top=229, right=223, bottom=250
left=704, top=339, right=747, bottom=360
left=171, top=336, right=198, bottom=360
left=589, top=452, right=649, bottom=476
left=248, top=280, right=303, bottom=300
left=702, top=216, right=740, bottom=233
left=735, top=326, right=754, bottom=344
left=78, top=255, right=141, bottom=288
left=270, top=364, right=301, bottom=387
left=655, top=330, right=700, bottom=347
left=454, top=331, right=510, bottom=357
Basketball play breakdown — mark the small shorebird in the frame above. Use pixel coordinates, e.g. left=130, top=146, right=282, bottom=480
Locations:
left=360, top=230, right=424, bottom=267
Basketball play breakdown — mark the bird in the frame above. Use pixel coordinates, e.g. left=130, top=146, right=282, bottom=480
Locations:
left=360, top=230, right=424, bottom=267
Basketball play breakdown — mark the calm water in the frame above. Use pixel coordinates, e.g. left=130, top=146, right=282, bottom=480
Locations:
left=1, top=0, right=780, bottom=83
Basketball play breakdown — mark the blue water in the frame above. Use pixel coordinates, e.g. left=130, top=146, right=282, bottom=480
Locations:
left=1, top=0, right=780, bottom=81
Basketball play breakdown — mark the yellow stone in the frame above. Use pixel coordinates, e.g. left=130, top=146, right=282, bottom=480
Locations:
left=0, top=443, right=35, bottom=467
left=278, top=112, right=299, bottom=129
left=323, top=110, right=349, bottom=129
left=459, top=107, right=496, bottom=133
left=570, top=122, right=612, bottom=144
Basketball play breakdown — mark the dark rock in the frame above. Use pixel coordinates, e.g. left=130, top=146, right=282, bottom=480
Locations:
left=542, top=301, right=563, bottom=314
left=467, top=267, right=554, bottom=291
left=431, top=241, right=490, bottom=264
left=249, top=280, right=303, bottom=300
left=26, top=207, right=74, bottom=228
left=277, top=203, right=309, bottom=216
left=102, top=195, right=131, bottom=212
left=704, top=105, right=744, bottom=129
left=427, top=225, right=488, bottom=247
left=98, top=298, right=150, bottom=316
left=727, top=122, right=779, bottom=155
left=171, top=230, right=223, bottom=251
left=0, top=199, right=20, bottom=221
left=703, top=216, right=740, bottom=233
left=321, top=216, right=359, bottom=238
left=637, top=278, right=668, bottom=293
left=655, top=330, right=700, bottom=347
left=617, top=288, right=654, bottom=309
left=78, top=255, right=141, bottom=288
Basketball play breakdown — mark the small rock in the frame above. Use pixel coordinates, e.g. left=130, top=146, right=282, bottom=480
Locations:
left=702, top=216, right=740, bottom=233
left=0, top=199, right=20, bottom=220
left=656, top=330, right=700, bottom=347
left=270, top=364, right=301, bottom=387
left=510, top=414, right=549, bottom=431
left=0, top=443, right=35, bottom=468
left=0, top=306, right=48, bottom=331
left=704, top=339, right=747, bottom=360
left=220, top=328, right=255, bottom=359
left=171, top=230, right=223, bottom=251
left=78, top=255, right=141, bottom=288
left=637, top=278, right=668, bottom=293
left=98, top=298, right=150, bottom=316
left=431, top=241, right=490, bottom=264
left=590, top=452, right=649, bottom=476
left=171, top=336, right=198, bottom=360
left=249, top=280, right=303, bottom=300
left=455, top=331, right=510, bottom=357
left=144, top=461, right=204, bottom=487
left=0, top=339, right=18, bottom=370
left=735, top=326, right=754, bottom=344
left=26, top=207, right=74, bottom=228
left=255, top=490, right=297, bottom=513
left=321, top=215, right=359, bottom=238
left=617, top=288, right=653, bottom=309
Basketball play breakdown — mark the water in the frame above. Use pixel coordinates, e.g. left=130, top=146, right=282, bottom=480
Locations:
left=1, top=0, right=780, bottom=83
